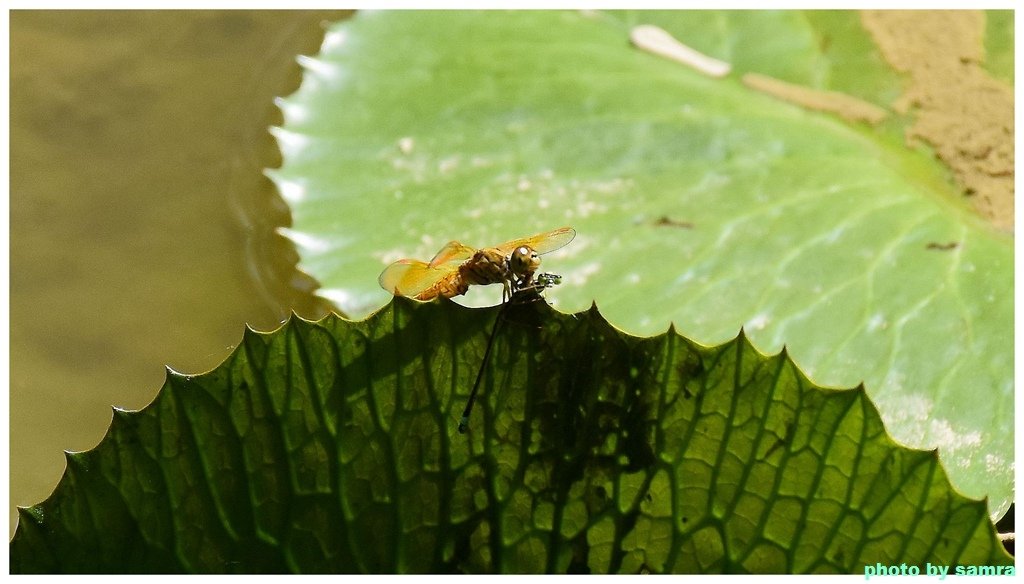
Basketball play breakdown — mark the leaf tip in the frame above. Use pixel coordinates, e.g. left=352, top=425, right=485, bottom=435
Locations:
left=16, top=505, right=43, bottom=526
left=735, top=326, right=749, bottom=343
left=163, top=364, right=187, bottom=378
left=63, top=450, right=87, bottom=471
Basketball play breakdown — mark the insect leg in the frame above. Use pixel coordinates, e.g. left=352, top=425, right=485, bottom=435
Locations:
left=458, top=304, right=509, bottom=434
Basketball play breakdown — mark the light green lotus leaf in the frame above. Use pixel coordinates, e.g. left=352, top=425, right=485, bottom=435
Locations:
left=269, top=11, right=1012, bottom=518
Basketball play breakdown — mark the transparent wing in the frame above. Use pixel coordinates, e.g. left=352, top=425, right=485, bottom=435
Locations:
left=378, top=259, right=455, bottom=298
left=493, top=226, right=576, bottom=256
left=428, top=240, right=476, bottom=267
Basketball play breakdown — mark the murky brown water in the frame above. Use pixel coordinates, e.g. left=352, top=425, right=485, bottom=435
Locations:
left=9, top=10, right=346, bottom=538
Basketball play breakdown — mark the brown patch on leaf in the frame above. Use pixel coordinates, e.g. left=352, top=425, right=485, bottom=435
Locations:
left=742, top=72, right=890, bottom=125
left=862, top=10, right=1014, bottom=231
left=653, top=215, right=694, bottom=229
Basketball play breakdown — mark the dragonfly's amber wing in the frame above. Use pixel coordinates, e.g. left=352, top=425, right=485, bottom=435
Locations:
left=378, top=259, right=457, bottom=299
left=428, top=240, right=476, bottom=267
left=494, top=226, right=576, bottom=256
left=380, top=227, right=575, bottom=300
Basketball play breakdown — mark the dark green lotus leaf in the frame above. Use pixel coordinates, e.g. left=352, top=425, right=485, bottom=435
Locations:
left=10, top=299, right=1010, bottom=573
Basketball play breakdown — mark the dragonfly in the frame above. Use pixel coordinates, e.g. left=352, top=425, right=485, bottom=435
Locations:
left=378, top=227, right=576, bottom=433
left=378, top=226, right=576, bottom=302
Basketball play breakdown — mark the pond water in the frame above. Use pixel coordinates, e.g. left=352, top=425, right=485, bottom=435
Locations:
left=9, top=10, right=347, bottom=538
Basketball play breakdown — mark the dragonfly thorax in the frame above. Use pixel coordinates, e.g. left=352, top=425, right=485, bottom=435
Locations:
left=459, top=248, right=511, bottom=287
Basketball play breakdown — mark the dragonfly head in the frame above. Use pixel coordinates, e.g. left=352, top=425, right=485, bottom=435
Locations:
left=508, top=245, right=541, bottom=277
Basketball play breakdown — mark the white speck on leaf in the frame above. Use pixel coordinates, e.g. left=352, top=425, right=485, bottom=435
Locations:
left=630, top=24, right=731, bottom=78
left=439, top=155, right=460, bottom=174
left=867, top=313, right=888, bottom=331
left=746, top=313, right=770, bottom=330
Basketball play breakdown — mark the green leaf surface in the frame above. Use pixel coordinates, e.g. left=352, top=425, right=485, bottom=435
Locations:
left=270, top=11, right=1012, bottom=518
left=10, top=299, right=1011, bottom=573
left=984, top=10, right=1014, bottom=84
